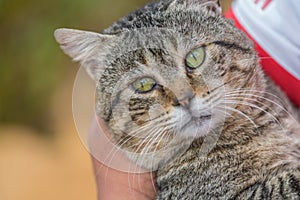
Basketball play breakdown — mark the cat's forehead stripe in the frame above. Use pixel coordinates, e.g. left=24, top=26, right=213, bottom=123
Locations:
left=106, top=48, right=177, bottom=76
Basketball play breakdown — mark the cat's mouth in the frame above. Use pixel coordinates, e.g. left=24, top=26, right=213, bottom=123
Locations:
left=181, top=115, right=212, bottom=131
left=192, top=115, right=212, bottom=126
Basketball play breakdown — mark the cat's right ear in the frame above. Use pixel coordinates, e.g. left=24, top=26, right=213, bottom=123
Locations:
left=54, top=28, right=115, bottom=81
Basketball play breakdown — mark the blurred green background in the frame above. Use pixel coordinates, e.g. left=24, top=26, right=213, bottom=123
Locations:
left=0, top=0, right=232, bottom=200
left=0, top=0, right=150, bottom=134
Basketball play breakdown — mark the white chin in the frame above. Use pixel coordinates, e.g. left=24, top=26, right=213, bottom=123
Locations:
left=178, top=118, right=213, bottom=138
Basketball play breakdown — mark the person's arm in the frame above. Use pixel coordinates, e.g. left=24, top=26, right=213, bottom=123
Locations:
left=92, top=157, right=156, bottom=200
left=89, top=117, right=157, bottom=200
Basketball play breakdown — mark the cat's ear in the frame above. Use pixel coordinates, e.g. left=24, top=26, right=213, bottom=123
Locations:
left=54, top=28, right=116, bottom=81
left=169, top=0, right=222, bottom=16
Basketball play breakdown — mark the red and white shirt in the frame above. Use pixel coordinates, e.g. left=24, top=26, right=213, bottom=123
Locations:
left=225, top=0, right=300, bottom=107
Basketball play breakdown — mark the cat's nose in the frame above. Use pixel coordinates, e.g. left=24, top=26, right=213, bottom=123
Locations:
left=176, top=91, right=195, bottom=107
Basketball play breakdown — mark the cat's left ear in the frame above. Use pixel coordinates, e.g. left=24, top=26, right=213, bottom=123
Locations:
left=169, top=0, right=222, bottom=16
left=54, top=28, right=116, bottom=81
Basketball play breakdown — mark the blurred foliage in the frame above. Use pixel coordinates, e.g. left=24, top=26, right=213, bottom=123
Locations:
left=0, top=0, right=148, bottom=134
left=0, top=0, right=231, bottom=135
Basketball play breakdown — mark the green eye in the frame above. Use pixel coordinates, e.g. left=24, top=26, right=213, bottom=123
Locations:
left=133, top=77, right=156, bottom=93
left=185, top=47, right=205, bottom=69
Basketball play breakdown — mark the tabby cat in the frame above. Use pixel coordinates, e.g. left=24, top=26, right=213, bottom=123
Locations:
left=54, top=0, right=300, bottom=199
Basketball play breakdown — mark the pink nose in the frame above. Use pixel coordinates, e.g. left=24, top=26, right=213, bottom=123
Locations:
left=177, top=91, right=195, bottom=107
left=178, top=98, right=190, bottom=107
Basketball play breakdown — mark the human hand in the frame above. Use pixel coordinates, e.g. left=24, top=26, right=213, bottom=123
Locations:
left=89, top=116, right=157, bottom=200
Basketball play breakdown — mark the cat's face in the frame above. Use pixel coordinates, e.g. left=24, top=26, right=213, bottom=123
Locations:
left=55, top=0, right=264, bottom=168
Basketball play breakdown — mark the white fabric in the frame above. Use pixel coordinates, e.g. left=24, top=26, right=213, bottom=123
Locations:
left=232, top=0, right=300, bottom=80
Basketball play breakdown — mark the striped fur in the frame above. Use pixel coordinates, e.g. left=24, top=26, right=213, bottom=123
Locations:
left=55, top=0, right=300, bottom=199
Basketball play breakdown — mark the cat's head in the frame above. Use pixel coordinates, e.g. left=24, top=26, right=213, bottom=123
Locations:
left=54, top=0, right=265, bottom=169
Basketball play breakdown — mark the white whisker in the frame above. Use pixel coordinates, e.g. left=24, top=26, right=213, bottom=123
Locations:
left=218, top=104, right=258, bottom=128
left=225, top=91, right=298, bottom=123
left=228, top=89, right=285, bottom=103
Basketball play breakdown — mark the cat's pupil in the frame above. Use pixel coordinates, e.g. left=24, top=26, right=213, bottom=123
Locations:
left=185, top=47, right=206, bottom=70
left=133, top=77, right=156, bottom=93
